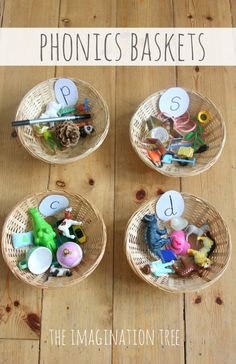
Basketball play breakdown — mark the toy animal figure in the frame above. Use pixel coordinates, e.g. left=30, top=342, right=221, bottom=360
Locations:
left=172, top=256, right=203, bottom=277
left=141, top=260, right=175, bottom=277
left=166, top=230, right=190, bottom=255
left=79, top=124, right=95, bottom=138
left=29, top=207, right=57, bottom=254
left=187, top=235, right=216, bottom=268
left=185, top=222, right=210, bottom=241
left=58, top=208, right=83, bottom=240
left=48, top=265, right=72, bottom=277
left=142, top=214, right=170, bottom=261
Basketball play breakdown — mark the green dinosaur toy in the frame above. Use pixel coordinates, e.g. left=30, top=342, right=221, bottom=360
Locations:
left=29, top=207, right=57, bottom=254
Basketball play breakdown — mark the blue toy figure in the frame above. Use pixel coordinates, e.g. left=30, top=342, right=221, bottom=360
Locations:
left=142, top=214, right=170, bottom=261
left=141, top=260, right=175, bottom=277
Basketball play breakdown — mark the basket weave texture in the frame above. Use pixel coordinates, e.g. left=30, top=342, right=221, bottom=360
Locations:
left=130, top=89, right=226, bottom=177
left=1, top=190, right=107, bottom=289
left=16, top=78, right=110, bottom=164
left=125, top=193, right=231, bottom=293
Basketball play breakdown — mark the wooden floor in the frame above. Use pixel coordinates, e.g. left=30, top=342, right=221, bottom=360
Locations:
left=0, top=0, right=236, bottom=363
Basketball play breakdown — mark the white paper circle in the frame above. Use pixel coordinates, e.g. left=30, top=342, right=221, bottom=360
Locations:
left=156, top=190, right=185, bottom=222
left=54, top=78, right=79, bottom=106
left=159, top=87, right=189, bottom=118
left=39, top=195, right=69, bottom=217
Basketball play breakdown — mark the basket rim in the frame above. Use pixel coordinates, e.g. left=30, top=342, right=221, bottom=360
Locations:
left=16, top=77, right=110, bottom=165
left=129, top=88, right=226, bottom=178
left=1, top=189, right=107, bottom=289
left=124, top=192, right=232, bottom=293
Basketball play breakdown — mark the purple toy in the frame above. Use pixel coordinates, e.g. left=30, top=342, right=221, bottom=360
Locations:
left=56, top=242, right=83, bottom=268
left=165, top=230, right=190, bottom=255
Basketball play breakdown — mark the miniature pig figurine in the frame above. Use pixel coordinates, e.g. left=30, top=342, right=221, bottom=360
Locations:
left=187, top=235, right=216, bottom=268
left=142, top=214, right=170, bottom=262
left=166, top=230, right=190, bottom=256
left=58, top=208, right=83, bottom=240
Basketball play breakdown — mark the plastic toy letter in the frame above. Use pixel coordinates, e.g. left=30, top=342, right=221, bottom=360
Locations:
left=54, top=78, right=79, bottom=107
left=159, top=87, right=189, bottom=118
left=39, top=195, right=69, bottom=216
left=156, top=190, right=185, bottom=222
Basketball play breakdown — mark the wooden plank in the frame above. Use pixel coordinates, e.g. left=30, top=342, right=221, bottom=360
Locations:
left=40, top=1, right=116, bottom=363
left=173, top=1, right=236, bottom=363
left=0, top=0, right=59, bottom=341
left=113, top=1, right=184, bottom=364
left=0, top=0, right=5, bottom=26
left=0, top=339, right=39, bottom=364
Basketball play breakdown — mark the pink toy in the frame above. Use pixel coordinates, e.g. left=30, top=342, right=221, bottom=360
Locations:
left=165, top=230, right=190, bottom=255
left=57, top=242, right=83, bottom=268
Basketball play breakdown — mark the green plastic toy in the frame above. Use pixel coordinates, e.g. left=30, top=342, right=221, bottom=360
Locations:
left=184, top=118, right=205, bottom=152
left=29, top=208, right=57, bottom=254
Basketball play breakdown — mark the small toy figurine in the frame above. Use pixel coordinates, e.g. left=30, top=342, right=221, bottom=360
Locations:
left=185, top=222, right=210, bottom=241
left=187, top=235, right=216, bottom=268
left=198, top=111, right=211, bottom=124
left=172, top=256, right=203, bottom=277
left=143, top=214, right=170, bottom=261
left=29, top=208, right=57, bottom=254
left=166, top=230, right=190, bottom=255
left=79, top=124, right=95, bottom=138
left=48, top=265, right=72, bottom=277
left=141, top=260, right=175, bottom=277
left=169, top=217, right=188, bottom=231
left=58, top=208, right=83, bottom=240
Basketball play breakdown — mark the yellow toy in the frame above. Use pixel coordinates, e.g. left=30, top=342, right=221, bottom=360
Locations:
left=187, top=235, right=216, bottom=268
left=177, top=146, right=194, bottom=159
left=198, top=111, right=211, bottom=124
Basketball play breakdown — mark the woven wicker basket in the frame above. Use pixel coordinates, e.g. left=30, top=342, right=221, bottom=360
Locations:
left=16, top=78, right=110, bottom=164
left=125, top=193, right=231, bottom=293
left=130, top=89, right=226, bottom=177
left=1, top=190, right=107, bottom=289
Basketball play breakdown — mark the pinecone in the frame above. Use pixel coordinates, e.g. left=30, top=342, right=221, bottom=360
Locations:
left=55, top=122, right=80, bottom=148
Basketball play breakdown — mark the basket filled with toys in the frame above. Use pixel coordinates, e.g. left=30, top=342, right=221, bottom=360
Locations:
left=1, top=190, right=106, bottom=288
left=13, top=78, right=109, bottom=164
left=125, top=190, right=231, bottom=293
left=130, top=87, right=226, bottom=177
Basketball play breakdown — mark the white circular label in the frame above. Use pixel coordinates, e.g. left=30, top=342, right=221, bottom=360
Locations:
left=54, top=78, right=79, bottom=106
left=156, top=190, right=185, bottom=222
left=159, top=87, right=189, bottom=118
left=150, top=127, right=169, bottom=143
left=39, top=195, right=69, bottom=217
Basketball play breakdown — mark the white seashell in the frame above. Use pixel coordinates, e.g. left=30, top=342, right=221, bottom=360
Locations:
left=170, top=217, right=188, bottom=231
